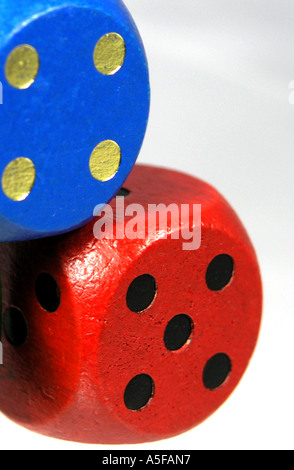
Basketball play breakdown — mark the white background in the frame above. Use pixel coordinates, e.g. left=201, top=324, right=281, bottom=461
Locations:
left=1, top=0, right=294, bottom=450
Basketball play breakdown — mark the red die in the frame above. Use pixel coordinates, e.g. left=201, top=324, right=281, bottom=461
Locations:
left=0, top=165, right=262, bottom=444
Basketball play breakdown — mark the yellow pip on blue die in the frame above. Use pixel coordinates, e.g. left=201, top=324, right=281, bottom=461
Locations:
left=0, top=0, right=150, bottom=241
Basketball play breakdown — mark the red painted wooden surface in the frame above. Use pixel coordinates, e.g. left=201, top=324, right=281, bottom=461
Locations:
left=0, top=165, right=262, bottom=444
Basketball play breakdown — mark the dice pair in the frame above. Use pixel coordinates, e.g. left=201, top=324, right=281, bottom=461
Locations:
left=0, top=0, right=262, bottom=445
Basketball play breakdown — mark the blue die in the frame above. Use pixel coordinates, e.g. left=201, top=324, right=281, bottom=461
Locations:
left=0, top=0, right=150, bottom=241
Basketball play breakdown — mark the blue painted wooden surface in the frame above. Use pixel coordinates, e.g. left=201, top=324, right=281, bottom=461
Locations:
left=0, top=0, right=150, bottom=241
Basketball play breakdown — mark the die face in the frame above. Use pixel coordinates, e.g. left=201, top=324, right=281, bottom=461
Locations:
left=0, top=165, right=262, bottom=444
left=0, top=0, right=150, bottom=241
left=0, top=241, right=81, bottom=424
left=98, top=232, right=262, bottom=442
